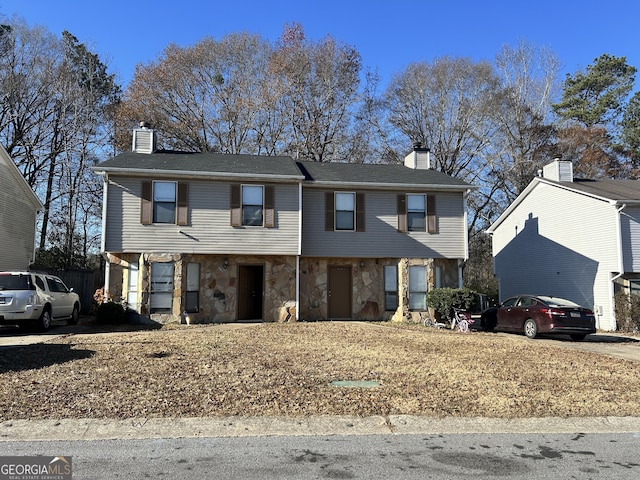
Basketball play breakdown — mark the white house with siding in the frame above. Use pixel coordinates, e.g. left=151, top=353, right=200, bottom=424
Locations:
left=0, top=144, right=43, bottom=271
left=93, top=127, right=474, bottom=324
left=487, top=158, right=640, bottom=331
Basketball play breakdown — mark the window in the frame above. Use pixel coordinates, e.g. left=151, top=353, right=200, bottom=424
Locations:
left=231, top=185, right=275, bottom=227
left=325, top=192, right=365, bottom=231
left=153, top=181, right=176, bottom=223
left=141, top=181, right=188, bottom=225
left=435, top=265, right=443, bottom=289
left=398, top=194, right=436, bottom=233
left=47, top=276, right=69, bottom=293
left=335, top=192, right=355, bottom=230
left=127, top=259, right=139, bottom=312
left=242, top=185, right=264, bottom=226
left=185, top=262, right=200, bottom=313
left=409, top=265, right=427, bottom=310
left=407, top=194, right=426, bottom=232
left=150, top=262, right=174, bottom=313
left=384, top=266, right=398, bottom=311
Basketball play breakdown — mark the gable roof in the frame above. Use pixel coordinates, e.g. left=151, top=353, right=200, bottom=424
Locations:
left=487, top=176, right=640, bottom=234
left=561, top=178, right=640, bottom=203
left=93, top=151, right=305, bottom=181
left=0, top=144, right=43, bottom=211
left=296, top=160, right=472, bottom=191
left=93, top=150, right=473, bottom=191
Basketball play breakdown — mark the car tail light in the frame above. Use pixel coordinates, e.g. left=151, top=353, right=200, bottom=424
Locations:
left=27, top=293, right=37, bottom=305
left=539, top=308, right=566, bottom=318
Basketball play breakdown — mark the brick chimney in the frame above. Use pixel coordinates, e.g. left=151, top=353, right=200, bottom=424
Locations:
left=404, top=141, right=432, bottom=170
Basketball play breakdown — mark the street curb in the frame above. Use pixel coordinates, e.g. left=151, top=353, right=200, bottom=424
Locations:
left=2, top=416, right=640, bottom=441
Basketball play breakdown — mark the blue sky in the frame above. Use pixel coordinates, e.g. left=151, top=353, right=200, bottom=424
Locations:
left=1, top=0, right=639, bottom=91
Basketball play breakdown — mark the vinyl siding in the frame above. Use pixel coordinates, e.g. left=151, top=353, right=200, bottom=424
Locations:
left=491, top=182, right=620, bottom=330
left=0, top=156, right=39, bottom=270
left=621, top=206, right=640, bottom=272
left=301, top=188, right=466, bottom=258
left=105, top=176, right=300, bottom=255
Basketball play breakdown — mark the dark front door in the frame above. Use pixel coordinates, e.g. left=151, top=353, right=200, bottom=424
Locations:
left=238, top=265, right=264, bottom=320
left=328, top=266, right=351, bottom=319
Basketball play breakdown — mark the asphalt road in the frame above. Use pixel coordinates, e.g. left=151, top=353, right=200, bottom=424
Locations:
left=2, top=432, right=640, bottom=479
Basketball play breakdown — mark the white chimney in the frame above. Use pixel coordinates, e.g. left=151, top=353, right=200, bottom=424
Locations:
left=404, top=142, right=432, bottom=170
left=132, top=122, right=156, bottom=154
left=542, top=155, right=573, bottom=183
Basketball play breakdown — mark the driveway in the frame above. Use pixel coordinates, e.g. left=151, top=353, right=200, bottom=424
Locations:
left=0, top=323, right=95, bottom=347
left=500, top=331, right=640, bottom=363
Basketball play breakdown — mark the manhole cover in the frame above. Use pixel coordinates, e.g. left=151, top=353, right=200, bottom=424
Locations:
left=330, top=380, right=380, bottom=388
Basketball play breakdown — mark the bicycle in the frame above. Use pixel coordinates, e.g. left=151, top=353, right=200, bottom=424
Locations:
left=451, top=308, right=473, bottom=333
left=422, top=314, right=447, bottom=329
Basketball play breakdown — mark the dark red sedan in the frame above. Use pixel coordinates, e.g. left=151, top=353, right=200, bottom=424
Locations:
left=480, top=295, right=596, bottom=341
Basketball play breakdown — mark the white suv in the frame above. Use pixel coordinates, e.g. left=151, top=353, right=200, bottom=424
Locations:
left=0, top=271, right=81, bottom=331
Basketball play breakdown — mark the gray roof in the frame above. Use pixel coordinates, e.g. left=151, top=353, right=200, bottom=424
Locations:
left=94, top=151, right=473, bottom=190
left=295, top=161, right=472, bottom=190
left=94, top=151, right=304, bottom=180
left=561, top=178, right=640, bottom=202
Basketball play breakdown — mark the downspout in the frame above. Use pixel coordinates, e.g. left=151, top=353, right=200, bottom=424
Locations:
left=100, top=173, right=108, bottom=253
left=296, top=181, right=302, bottom=321
left=459, top=188, right=471, bottom=289
left=608, top=202, right=627, bottom=330
left=101, top=173, right=110, bottom=300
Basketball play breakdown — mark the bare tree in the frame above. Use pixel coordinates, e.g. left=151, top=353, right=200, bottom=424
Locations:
left=491, top=40, right=560, bottom=202
left=117, top=33, right=275, bottom=154
left=0, top=18, right=120, bottom=268
left=385, top=57, right=501, bottom=177
left=269, top=23, right=362, bottom=162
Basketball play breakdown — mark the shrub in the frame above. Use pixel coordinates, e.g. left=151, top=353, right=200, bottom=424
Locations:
left=614, top=291, right=640, bottom=334
left=95, top=301, right=127, bottom=325
left=426, top=287, right=478, bottom=322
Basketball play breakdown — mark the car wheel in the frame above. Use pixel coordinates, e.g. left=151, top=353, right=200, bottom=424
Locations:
left=570, top=334, right=586, bottom=341
left=68, top=304, right=79, bottom=325
left=37, top=310, right=52, bottom=332
left=523, top=318, right=538, bottom=339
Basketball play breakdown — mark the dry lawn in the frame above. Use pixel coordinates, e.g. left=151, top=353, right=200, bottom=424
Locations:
left=1, top=321, right=640, bottom=420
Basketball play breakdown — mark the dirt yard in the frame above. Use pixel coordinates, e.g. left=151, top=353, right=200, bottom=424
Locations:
left=1, top=321, right=639, bottom=420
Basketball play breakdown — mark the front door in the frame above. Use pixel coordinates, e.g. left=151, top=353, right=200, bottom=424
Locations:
left=328, top=266, right=351, bottom=319
left=238, top=265, right=264, bottom=320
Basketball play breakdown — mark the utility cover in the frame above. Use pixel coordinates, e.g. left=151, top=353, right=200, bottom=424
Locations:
left=330, top=380, right=380, bottom=388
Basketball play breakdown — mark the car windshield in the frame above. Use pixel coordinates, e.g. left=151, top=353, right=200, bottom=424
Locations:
left=537, top=296, right=580, bottom=308
left=0, top=274, right=32, bottom=291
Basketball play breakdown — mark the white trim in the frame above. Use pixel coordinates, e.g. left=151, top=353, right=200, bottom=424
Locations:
left=298, top=182, right=302, bottom=256
left=101, top=174, right=108, bottom=252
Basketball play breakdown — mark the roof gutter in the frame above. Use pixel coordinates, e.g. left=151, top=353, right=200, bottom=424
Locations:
left=303, top=181, right=476, bottom=191
left=91, top=167, right=305, bottom=182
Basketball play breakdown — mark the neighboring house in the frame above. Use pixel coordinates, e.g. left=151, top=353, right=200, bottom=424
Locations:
left=92, top=126, right=473, bottom=323
left=0, top=144, right=43, bottom=271
left=487, top=158, right=640, bottom=331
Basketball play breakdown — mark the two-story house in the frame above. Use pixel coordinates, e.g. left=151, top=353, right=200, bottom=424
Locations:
left=92, top=126, right=473, bottom=324
left=487, top=158, right=640, bottom=331
left=0, top=144, right=43, bottom=271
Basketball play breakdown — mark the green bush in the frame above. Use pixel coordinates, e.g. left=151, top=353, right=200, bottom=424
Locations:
left=614, top=291, right=640, bottom=334
left=426, top=287, right=478, bottom=322
left=95, top=301, right=127, bottom=325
